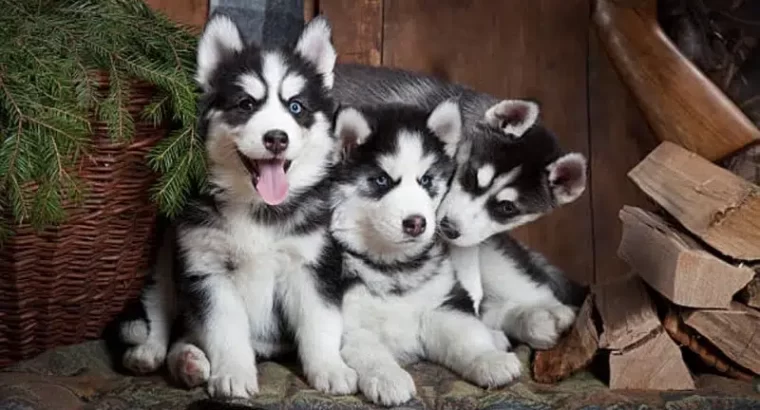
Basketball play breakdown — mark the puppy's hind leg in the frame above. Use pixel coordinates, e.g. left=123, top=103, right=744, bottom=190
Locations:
left=420, top=309, right=522, bottom=388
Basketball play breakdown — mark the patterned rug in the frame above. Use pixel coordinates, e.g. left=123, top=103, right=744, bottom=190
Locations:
left=1, top=341, right=758, bottom=409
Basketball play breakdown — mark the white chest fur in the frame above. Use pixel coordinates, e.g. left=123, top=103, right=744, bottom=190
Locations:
left=341, top=261, right=457, bottom=363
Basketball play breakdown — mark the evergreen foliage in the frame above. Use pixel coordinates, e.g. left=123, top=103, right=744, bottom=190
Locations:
left=0, top=0, right=205, bottom=243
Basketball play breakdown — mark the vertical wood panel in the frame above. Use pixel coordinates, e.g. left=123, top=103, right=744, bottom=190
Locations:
left=320, top=0, right=383, bottom=66
left=144, top=0, right=208, bottom=32
left=588, top=32, right=658, bottom=284
left=382, top=0, right=594, bottom=284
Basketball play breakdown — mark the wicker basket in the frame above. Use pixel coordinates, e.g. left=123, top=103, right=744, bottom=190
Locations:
left=0, top=73, right=166, bottom=367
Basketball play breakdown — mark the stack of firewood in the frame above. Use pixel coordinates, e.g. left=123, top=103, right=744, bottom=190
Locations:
left=533, top=141, right=760, bottom=389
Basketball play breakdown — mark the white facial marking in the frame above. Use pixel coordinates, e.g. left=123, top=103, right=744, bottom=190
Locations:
left=495, top=188, right=519, bottom=202
left=476, top=164, right=495, bottom=189
left=436, top=165, right=525, bottom=247
left=281, top=73, right=306, bottom=101
left=238, top=74, right=266, bottom=101
left=378, top=131, right=435, bottom=180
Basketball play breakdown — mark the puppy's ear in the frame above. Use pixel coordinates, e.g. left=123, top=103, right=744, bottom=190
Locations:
left=427, top=99, right=462, bottom=158
left=334, top=107, right=371, bottom=163
left=295, top=16, right=337, bottom=89
left=484, top=99, right=540, bottom=138
left=196, top=15, right=244, bottom=91
left=546, top=153, right=587, bottom=205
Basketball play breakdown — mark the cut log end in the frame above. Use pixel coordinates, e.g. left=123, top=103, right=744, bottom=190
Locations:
left=532, top=294, right=599, bottom=384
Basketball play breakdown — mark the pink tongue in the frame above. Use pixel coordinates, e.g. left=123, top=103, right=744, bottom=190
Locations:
left=255, top=159, right=289, bottom=205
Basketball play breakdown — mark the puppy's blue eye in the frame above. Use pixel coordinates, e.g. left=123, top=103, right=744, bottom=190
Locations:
left=289, top=101, right=303, bottom=115
left=419, top=174, right=433, bottom=187
left=373, top=175, right=389, bottom=187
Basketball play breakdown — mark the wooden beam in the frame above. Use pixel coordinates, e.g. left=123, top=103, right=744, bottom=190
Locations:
left=683, top=303, right=760, bottom=375
left=629, top=142, right=760, bottom=261
left=319, top=0, right=383, bottom=66
left=618, top=206, right=754, bottom=308
left=144, top=0, right=208, bottom=33
left=592, top=0, right=759, bottom=161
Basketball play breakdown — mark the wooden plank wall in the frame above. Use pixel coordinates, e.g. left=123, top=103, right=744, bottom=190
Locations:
left=147, top=0, right=660, bottom=285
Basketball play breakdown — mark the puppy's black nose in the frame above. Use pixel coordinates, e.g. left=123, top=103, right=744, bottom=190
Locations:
left=402, top=215, right=427, bottom=237
left=439, top=217, right=461, bottom=240
left=263, top=130, right=289, bottom=154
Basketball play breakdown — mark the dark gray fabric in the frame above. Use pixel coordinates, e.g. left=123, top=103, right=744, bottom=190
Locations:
left=209, top=0, right=304, bottom=48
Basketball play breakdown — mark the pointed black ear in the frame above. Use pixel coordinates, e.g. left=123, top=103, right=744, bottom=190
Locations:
left=484, top=99, right=540, bottom=137
left=547, top=153, right=587, bottom=205
left=427, top=99, right=462, bottom=158
left=196, top=15, right=244, bottom=91
left=333, top=107, right=371, bottom=163
left=295, top=16, right=337, bottom=88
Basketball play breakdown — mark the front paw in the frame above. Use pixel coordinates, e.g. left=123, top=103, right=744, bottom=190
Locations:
left=306, top=361, right=358, bottom=395
left=207, top=364, right=259, bottom=399
left=519, top=304, right=576, bottom=350
left=463, top=350, right=522, bottom=388
left=169, top=344, right=211, bottom=388
left=359, top=365, right=416, bottom=407
left=123, top=341, right=166, bottom=374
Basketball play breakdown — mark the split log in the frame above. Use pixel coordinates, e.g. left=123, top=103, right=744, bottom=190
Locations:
left=532, top=294, right=599, bottom=383
left=663, top=310, right=754, bottom=382
left=683, top=303, right=760, bottom=375
left=608, top=329, right=696, bottom=390
left=629, top=142, right=760, bottom=261
left=618, top=206, right=755, bottom=308
left=592, top=274, right=659, bottom=349
left=738, top=274, right=760, bottom=310
left=593, top=0, right=759, bottom=161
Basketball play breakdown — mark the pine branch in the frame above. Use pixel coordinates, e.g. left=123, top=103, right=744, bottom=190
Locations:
left=1, top=0, right=203, bottom=239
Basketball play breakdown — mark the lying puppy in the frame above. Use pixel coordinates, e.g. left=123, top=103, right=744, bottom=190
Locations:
left=331, top=101, right=521, bottom=407
left=334, top=65, right=589, bottom=348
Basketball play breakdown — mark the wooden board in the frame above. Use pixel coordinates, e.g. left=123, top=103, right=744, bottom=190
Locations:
left=381, top=0, right=594, bottom=285
left=588, top=31, right=659, bottom=284
left=609, top=329, right=695, bottom=390
left=533, top=294, right=599, bottom=383
left=683, top=303, right=760, bottom=375
left=592, top=274, right=660, bottom=350
left=319, top=0, right=383, bottom=66
left=144, top=0, right=208, bottom=32
left=629, top=141, right=760, bottom=261
left=618, top=206, right=755, bottom=308
left=593, top=0, right=759, bottom=161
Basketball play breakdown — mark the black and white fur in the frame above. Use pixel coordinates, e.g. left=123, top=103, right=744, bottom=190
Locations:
left=120, top=15, right=358, bottom=398
left=333, top=65, right=588, bottom=349
left=332, top=101, right=522, bottom=407
left=437, top=100, right=588, bottom=349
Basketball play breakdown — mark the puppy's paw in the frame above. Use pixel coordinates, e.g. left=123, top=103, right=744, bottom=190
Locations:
left=306, top=361, right=358, bottom=395
left=169, top=344, right=211, bottom=388
left=359, top=365, right=416, bottom=407
left=207, top=364, right=258, bottom=399
left=489, top=329, right=512, bottom=351
left=519, top=304, right=576, bottom=350
left=123, top=341, right=166, bottom=374
left=463, top=350, right=522, bottom=388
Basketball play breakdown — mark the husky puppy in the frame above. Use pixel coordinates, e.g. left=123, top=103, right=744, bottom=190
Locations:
left=331, top=101, right=522, bottom=407
left=334, top=65, right=588, bottom=349
left=119, top=15, right=358, bottom=398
